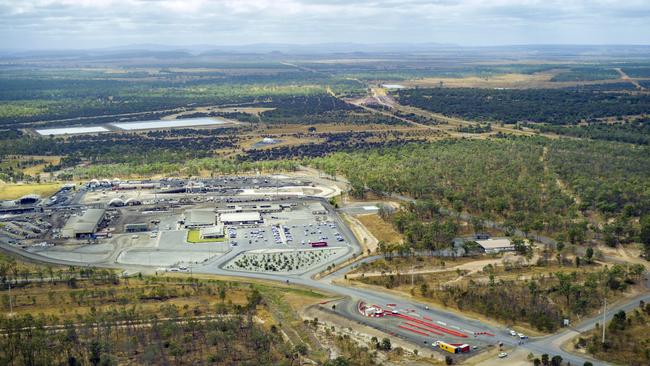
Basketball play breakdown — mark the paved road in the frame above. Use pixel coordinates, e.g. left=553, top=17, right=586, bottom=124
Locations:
left=2, top=194, right=648, bottom=366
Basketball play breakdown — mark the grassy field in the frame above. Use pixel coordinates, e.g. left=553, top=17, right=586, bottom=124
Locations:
left=356, top=213, right=403, bottom=244
left=400, top=69, right=624, bottom=89
left=0, top=182, right=61, bottom=200
left=186, top=229, right=226, bottom=243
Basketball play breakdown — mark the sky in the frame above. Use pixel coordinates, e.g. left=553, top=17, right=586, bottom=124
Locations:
left=0, top=0, right=649, bottom=50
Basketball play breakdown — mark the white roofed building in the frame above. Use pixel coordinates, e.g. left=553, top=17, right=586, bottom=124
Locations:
left=184, top=209, right=216, bottom=228
left=475, top=238, right=514, bottom=253
left=219, top=212, right=262, bottom=225
left=199, top=225, right=225, bottom=239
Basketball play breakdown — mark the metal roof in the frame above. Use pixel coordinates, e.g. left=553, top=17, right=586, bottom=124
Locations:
left=475, top=238, right=513, bottom=249
left=220, top=211, right=262, bottom=223
left=185, top=209, right=215, bottom=225
left=64, top=208, right=105, bottom=234
left=199, top=224, right=225, bottom=236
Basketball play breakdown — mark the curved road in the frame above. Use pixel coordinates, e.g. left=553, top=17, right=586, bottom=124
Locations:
left=2, top=196, right=648, bottom=366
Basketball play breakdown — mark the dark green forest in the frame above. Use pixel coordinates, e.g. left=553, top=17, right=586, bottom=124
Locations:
left=395, top=88, right=650, bottom=124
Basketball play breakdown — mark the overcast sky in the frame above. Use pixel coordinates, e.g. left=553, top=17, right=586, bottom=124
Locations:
left=1, top=0, right=649, bottom=50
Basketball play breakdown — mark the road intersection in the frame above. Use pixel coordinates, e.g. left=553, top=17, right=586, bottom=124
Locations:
left=1, top=194, right=647, bottom=366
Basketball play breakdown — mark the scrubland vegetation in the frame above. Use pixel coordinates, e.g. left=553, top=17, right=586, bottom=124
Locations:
left=530, top=116, right=650, bottom=145
left=355, top=253, right=645, bottom=332
left=2, top=50, right=650, bottom=365
left=0, top=253, right=385, bottom=366
left=312, top=137, right=650, bottom=248
left=575, top=301, right=650, bottom=366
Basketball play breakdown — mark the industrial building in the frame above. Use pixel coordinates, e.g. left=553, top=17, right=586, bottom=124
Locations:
left=217, top=203, right=288, bottom=214
left=475, top=238, right=514, bottom=253
left=199, top=224, right=225, bottom=239
left=219, top=212, right=263, bottom=225
left=125, top=223, right=149, bottom=232
left=183, top=209, right=216, bottom=228
left=61, top=209, right=105, bottom=238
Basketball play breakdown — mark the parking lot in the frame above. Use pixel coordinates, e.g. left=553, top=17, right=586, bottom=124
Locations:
left=0, top=174, right=354, bottom=274
left=230, top=219, right=347, bottom=248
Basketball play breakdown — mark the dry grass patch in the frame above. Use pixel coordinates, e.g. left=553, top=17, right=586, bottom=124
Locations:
left=0, top=182, right=61, bottom=200
left=356, top=213, right=403, bottom=244
left=402, top=71, right=626, bottom=90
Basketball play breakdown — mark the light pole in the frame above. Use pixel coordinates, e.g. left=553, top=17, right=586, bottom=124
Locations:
left=8, top=282, right=13, bottom=315
left=602, top=297, right=607, bottom=343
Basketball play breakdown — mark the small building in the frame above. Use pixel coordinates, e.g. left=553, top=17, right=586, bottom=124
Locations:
left=199, top=224, right=225, bottom=239
left=184, top=209, right=216, bottom=228
left=61, top=208, right=105, bottom=238
left=219, top=212, right=262, bottom=225
left=475, top=238, right=514, bottom=254
left=125, top=223, right=149, bottom=233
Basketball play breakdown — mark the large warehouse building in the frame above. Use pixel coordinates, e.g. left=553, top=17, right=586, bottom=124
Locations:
left=61, top=209, right=105, bottom=238
left=183, top=209, right=216, bottom=228
left=219, top=212, right=263, bottom=225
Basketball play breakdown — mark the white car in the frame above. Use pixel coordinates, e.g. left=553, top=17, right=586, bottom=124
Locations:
left=498, top=352, right=508, bottom=358
left=509, top=330, right=517, bottom=336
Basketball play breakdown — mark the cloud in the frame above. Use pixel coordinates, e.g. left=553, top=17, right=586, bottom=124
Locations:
left=0, top=0, right=648, bottom=49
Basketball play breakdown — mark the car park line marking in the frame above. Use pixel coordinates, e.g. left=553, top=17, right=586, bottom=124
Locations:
left=404, top=322, right=445, bottom=336
left=391, top=314, right=468, bottom=338
left=398, top=325, right=429, bottom=336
